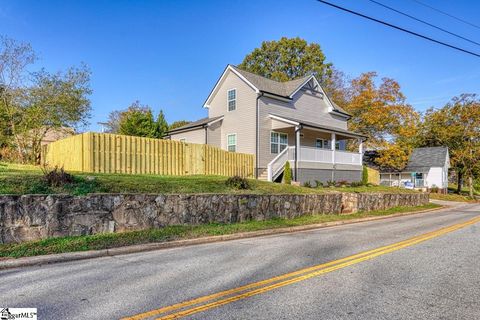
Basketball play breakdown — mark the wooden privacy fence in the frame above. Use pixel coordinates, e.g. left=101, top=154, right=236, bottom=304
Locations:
left=367, top=167, right=380, bottom=185
left=42, top=132, right=254, bottom=177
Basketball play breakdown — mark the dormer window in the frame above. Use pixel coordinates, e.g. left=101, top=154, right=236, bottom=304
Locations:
left=227, top=89, right=236, bottom=111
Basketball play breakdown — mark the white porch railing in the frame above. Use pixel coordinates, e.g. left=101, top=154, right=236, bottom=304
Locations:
left=267, top=146, right=291, bottom=181
left=299, top=147, right=333, bottom=163
left=266, top=146, right=362, bottom=181
left=334, top=150, right=362, bottom=165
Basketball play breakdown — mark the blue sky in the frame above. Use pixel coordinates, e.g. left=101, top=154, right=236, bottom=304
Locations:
left=1, top=0, right=479, bottom=131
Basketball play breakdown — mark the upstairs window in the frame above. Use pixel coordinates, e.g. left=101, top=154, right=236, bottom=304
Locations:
left=271, top=132, right=288, bottom=154
left=227, top=134, right=237, bottom=152
left=227, top=89, right=236, bottom=111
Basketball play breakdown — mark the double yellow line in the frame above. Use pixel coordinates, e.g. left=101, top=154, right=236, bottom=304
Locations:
left=122, top=216, right=480, bottom=320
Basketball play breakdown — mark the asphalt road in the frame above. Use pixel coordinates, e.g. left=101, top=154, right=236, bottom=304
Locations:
left=1, top=201, right=479, bottom=320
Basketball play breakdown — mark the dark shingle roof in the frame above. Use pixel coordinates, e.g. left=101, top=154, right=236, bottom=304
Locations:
left=230, top=65, right=311, bottom=97
left=404, top=147, right=449, bottom=172
left=331, top=101, right=350, bottom=116
left=230, top=66, right=350, bottom=116
left=167, top=116, right=223, bottom=134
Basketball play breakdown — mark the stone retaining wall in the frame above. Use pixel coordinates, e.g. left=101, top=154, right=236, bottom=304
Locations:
left=0, top=192, right=429, bottom=244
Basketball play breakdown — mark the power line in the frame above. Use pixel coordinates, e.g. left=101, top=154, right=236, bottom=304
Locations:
left=368, top=0, right=480, bottom=47
left=411, top=0, right=480, bottom=30
left=316, top=0, right=480, bottom=58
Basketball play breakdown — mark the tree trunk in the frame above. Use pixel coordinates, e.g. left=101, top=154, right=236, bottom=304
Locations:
left=456, top=171, right=463, bottom=194
left=468, top=176, right=474, bottom=198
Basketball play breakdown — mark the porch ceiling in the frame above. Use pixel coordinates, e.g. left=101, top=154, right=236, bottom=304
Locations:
left=269, top=114, right=367, bottom=140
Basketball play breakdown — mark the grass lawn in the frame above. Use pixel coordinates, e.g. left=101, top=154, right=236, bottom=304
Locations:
left=0, top=162, right=419, bottom=195
left=0, top=203, right=440, bottom=259
left=429, top=193, right=477, bottom=202
left=426, top=183, right=480, bottom=202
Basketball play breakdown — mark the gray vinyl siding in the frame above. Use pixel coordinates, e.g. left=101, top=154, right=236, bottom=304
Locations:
left=262, top=88, right=348, bottom=130
left=258, top=88, right=349, bottom=168
left=297, top=169, right=362, bottom=184
left=207, top=120, right=222, bottom=148
left=207, top=69, right=257, bottom=154
left=170, top=128, right=205, bottom=144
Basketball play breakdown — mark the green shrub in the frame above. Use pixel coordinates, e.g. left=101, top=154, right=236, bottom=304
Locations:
left=314, top=180, right=323, bottom=188
left=303, top=181, right=313, bottom=188
left=350, top=181, right=364, bottom=187
left=225, top=176, right=251, bottom=190
left=27, top=180, right=52, bottom=194
left=283, top=161, right=292, bottom=185
left=362, top=166, right=368, bottom=185
left=42, top=166, right=74, bottom=187
left=326, top=180, right=336, bottom=187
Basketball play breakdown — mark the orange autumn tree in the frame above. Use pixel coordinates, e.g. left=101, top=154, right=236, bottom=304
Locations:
left=344, top=72, right=419, bottom=170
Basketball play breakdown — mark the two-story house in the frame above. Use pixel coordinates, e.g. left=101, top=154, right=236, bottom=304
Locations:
left=168, top=65, right=367, bottom=184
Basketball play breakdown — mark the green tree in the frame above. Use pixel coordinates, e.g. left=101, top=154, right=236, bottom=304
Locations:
left=239, top=37, right=332, bottom=84
left=20, top=66, right=92, bottom=163
left=118, top=101, right=157, bottom=138
left=283, top=161, right=292, bottom=185
left=362, top=166, right=368, bottom=185
left=0, top=35, right=36, bottom=160
left=420, top=94, right=480, bottom=196
left=0, top=36, right=91, bottom=163
left=155, top=110, right=169, bottom=138
left=238, top=37, right=350, bottom=111
left=117, top=101, right=168, bottom=139
left=169, top=120, right=191, bottom=130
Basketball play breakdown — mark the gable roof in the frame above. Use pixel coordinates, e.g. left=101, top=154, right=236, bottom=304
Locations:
left=167, top=116, right=223, bottom=134
left=204, top=65, right=350, bottom=116
left=404, top=147, right=449, bottom=172
left=364, top=147, right=450, bottom=173
left=230, top=65, right=313, bottom=98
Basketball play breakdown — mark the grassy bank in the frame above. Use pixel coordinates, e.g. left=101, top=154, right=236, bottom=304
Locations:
left=0, top=162, right=418, bottom=195
left=429, top=193, right=477, bottom=202
left=0, top=203, right=440, bottom=259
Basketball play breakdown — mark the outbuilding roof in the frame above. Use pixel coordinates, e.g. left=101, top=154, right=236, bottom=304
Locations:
left=404, top=146, right=449, bottom=172
left=167, top=116, right=223, bottom=134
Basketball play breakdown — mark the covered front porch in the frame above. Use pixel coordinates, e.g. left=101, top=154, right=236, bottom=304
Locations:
left=380, top=172, right=426, bottom=189
left=267, top=114, right=366, bottom=182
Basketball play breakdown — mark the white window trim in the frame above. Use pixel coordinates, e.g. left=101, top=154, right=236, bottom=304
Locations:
left=227, top=133, right=237, bottom=152
left=315, top=138, right=331, bottom=150
left=270, top=131, right=288, bottom=154
left=227, top=88, right=237, bottom=112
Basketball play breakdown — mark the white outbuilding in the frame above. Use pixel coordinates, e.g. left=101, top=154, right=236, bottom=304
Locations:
left=380, top=147, right=450, bottom=192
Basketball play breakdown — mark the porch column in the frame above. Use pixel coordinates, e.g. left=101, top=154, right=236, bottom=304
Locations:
left=295, top=125, right=302, bottom=181
left=331, top=133, right=336, bottom=163
left=358, top=138, right=363, bottom=154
